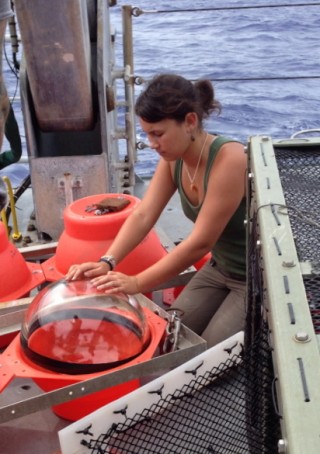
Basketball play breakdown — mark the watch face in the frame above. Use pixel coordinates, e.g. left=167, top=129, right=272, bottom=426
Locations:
left=20, top=279, right=151, bottom=374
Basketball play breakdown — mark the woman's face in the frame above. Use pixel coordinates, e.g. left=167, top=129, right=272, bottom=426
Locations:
left=139, top=117, right=191, bottom=161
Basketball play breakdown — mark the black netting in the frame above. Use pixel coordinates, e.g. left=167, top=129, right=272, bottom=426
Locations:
left=274, top=145, right=320, bottom=333
left=78, top=338, right=279, bottom=454
left=304, top=274, right=320, bottom=334
left=245, top=200, right=282, bottom=454
left=274, top=145, right=320, bottom=262
left=77, top=315, right=280, bottom=453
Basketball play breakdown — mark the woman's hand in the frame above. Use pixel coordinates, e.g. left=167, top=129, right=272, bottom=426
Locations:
left=91, top=271, right=140, bottom=295
left=65, top=261, right=111, bottom=281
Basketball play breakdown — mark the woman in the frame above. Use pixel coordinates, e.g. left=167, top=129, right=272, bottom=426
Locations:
left=66, top=73, right=247, bottom=347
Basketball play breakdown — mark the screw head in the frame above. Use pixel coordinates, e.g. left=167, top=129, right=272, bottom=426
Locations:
left=294, top=332, right=310, bottom=343
left=278, top=439, right=287, bottom=453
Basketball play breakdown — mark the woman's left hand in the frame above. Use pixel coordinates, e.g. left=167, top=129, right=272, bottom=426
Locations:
left=91, top=271, right=140, bottom=295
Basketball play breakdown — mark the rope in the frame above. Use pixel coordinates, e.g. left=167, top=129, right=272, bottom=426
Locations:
left=256, top=203, right=320, bottom=229
left=204, top=75, right=320, bottom=83
left=132, top=3, right=320, bottom=84
left=137, top=2, right=320, bottom=15
left=136, top=74, right=320, bottom=86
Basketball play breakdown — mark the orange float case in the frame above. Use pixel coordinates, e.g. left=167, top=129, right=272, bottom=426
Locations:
left=0, top=223, right=45, bottom=302
left=42, top=193, right=168, bottom=281
left=0, top=307, right=166, bottom=421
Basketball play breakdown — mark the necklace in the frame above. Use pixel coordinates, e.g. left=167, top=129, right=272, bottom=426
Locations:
left=184, top=133, right=208, bottom=192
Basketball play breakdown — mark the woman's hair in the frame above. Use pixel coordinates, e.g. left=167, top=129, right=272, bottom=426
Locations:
left=135, top=73, right=221, bottom=126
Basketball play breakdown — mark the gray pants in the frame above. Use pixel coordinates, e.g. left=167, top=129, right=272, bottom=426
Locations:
left=171, top=261, right=246, bottom=348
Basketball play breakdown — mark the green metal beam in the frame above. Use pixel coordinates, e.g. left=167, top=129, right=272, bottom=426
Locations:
left=248, top=135, right=320, bottom=453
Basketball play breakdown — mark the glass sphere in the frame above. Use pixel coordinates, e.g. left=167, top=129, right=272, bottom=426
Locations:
left=20, top=279, right=151, bottom=374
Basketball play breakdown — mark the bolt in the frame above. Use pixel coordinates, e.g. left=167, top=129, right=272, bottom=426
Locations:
left=282, top=260, right=296, bottom=268
left=294, top=332, right=310, bottom=343
left=278, top=439, right=286, bottom=453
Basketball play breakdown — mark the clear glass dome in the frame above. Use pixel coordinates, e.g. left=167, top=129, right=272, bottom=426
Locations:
left=20, top=279, right=151, bottom=374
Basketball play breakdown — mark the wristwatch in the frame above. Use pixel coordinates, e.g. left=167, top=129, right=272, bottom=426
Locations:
left=99, top=255, right=116, bottom=270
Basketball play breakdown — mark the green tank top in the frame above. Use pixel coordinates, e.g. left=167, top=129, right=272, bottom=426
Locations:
left=174, top=136, right=246, bottom=277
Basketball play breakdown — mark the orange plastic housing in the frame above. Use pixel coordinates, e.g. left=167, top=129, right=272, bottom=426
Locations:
left=0, top=223, right=45, bottom=303
left=0, top=307, right=166, bottom=421
left=42, top=193, right=168, bottom=281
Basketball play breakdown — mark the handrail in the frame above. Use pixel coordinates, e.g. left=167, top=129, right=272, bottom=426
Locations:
left=122, top=5, right=137, bottom=189
left=291, top=129, right=320, bottom=138
left=0, top=175, right=22, bottom=241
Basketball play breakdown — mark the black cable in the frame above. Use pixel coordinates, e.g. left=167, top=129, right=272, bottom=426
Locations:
left=206, top=75, right=320, bottom=83
left=140, top=2, right=320, bottom=14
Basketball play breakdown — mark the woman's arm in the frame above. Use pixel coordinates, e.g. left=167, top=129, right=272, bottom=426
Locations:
left=105, top=158, right=176, bottom=262
left=93, top=142, right=247, bottom=294
left=138, top=142, right=246, bottom=288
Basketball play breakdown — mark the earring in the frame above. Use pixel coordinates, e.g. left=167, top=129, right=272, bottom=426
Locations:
left=191, top=133, right=195, bottom=141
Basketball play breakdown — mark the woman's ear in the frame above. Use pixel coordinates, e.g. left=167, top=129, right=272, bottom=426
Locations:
left=185, top=112, right=198, bottom=129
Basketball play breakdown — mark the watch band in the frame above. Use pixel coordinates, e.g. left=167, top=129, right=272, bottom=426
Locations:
left=99, top=255, right=116, bottom=270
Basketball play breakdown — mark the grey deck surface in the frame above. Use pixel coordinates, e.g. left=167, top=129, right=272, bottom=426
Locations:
left=0, top=379, right=69, bottom=454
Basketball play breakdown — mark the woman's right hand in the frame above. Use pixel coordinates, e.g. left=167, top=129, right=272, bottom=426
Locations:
left=65, top=261, right=111, bottom=281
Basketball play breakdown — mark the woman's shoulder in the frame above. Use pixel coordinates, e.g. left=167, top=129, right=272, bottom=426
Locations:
left=212, top=135, right=245, bottom=156
left=210, top=135, right=243, bottom=150
left=207, top=137, right=246, bottom=176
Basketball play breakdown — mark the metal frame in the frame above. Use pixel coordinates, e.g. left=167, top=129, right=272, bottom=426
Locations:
left=0, top=286, right=206, bottom=424
left=248, top=135, right=320, bottom=453
left=0, top=218, right=205, bottom=424
left=16, top=1, right=140, bottom=240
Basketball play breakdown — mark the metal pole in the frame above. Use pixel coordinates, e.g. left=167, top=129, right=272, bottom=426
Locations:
left=122, top=5, right=136, bottom=189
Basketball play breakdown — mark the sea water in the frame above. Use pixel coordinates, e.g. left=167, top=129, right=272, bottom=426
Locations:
left=113, top=0, right=320, bottom=176
left=1, top=0, right=320, bottom=183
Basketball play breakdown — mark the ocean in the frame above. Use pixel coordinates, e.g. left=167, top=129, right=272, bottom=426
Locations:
left=1, top=0, right=320, bottom=182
